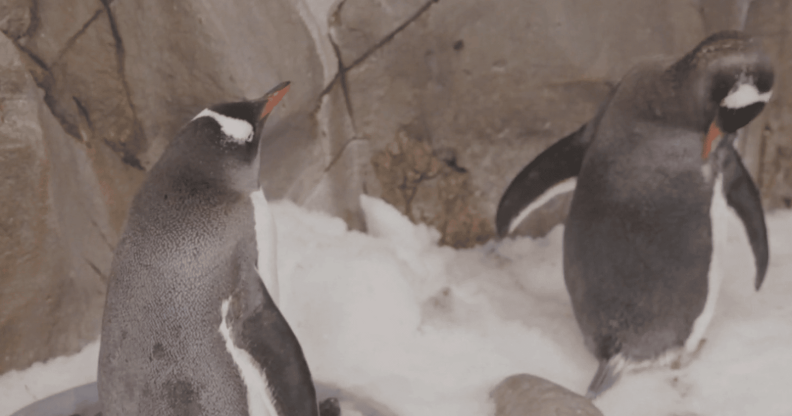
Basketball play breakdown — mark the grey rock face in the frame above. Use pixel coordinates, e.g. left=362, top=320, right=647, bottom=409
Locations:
left=491, top=374, right=604, bottom=416
left=741, top=0, right=792, bottom=209
left=0, top=0, right=32, bottom=40
left=0, top=31, right=112, bottom=373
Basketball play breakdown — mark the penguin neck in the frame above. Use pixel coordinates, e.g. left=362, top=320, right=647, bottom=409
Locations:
left=621, top=64, right=713, bottom=132
left=151, top=127, right=263, bottom=197
left=665, top=68, right=718, bottom=133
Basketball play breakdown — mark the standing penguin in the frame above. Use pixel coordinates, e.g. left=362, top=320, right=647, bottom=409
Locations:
left=495, top=31, right=772, bottom=398
left=98, top=82, right=321, bottom=416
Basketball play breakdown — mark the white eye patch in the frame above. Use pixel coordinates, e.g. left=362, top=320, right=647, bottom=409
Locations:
left=722, top=83, right=772, bottom=109
left=193, top=109, right=254, bottom=143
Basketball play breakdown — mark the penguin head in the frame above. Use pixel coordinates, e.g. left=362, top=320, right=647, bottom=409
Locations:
left=184, top=81, right=290, bottom=192
left=671, top=31, right=774, bottom=158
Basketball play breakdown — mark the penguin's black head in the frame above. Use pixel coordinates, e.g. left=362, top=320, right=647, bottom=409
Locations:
left=670, top=31, right=774, bottom=158
left=196, top=81, right=291, bottom=146
left=179, top=81, right=290, bottom=191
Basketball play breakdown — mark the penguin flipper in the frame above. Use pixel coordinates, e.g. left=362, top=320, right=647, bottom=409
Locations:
left=585, top=355, right=625, bottom=399
left=495, top=123, right=592, bottom=237
left=229, top=269, right=319, bottom=416
left=721, top=145, right=769, bottom=290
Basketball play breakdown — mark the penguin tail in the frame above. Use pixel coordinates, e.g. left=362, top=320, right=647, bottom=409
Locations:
left=585, top=354, right=626, bottom=399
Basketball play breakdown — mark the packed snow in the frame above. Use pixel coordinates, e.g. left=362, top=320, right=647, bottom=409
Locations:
left=2, top=195, right=792, bottom=416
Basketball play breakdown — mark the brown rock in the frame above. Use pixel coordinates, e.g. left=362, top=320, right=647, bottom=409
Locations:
left=699, top=0, right=753, bottom=33
left=17, top=0, right=104, bottom=66
left=330, top=0, right=429, bottom=65
left=0, top=0, right=32, bottom=40
left=741, top=0, right=792, bottom=209
left=491, top=374, right=604, bottom=416
left=370, top=129, right=493, bottom=247
left=108, top=0, right=327, bottom=167
left=0, top=31, right=112, bottom=374
left=44, top=8, right=147, bottom=232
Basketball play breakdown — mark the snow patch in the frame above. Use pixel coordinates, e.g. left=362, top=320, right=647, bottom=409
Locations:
left=0, top=341, right=100, bottom=415
left=4, top=200, right=792, bottom=416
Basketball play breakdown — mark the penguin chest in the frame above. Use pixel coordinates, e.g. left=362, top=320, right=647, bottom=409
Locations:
left=684, top=173, right=728, bottom=352
left=250, top=189, right=279, bottom=304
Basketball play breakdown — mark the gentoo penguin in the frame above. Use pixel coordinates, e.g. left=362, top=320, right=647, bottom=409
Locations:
left=495, top=31, right=772, bottom=398
left=98, top=82, right=323, bottom=416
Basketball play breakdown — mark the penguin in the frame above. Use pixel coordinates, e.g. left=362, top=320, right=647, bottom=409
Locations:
left=98, top=81, right=323, bottom=416
left=495, top=31, right=772, bottom=398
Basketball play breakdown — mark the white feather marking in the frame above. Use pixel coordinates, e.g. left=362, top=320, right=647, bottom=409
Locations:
left=722, top=83, right=772, bottom=109
left=507, top=178, right=577, bottom=235
left=251, top=189, right=279, bottom=306
left=193, top=109, right=254, bottom=143
left=685, top=173, right=727, bottom=352
left=219, top=298, right=280, bottom=416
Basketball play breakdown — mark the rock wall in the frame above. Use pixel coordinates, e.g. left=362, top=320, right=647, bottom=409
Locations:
left=0, top=0, right=789, bottom=372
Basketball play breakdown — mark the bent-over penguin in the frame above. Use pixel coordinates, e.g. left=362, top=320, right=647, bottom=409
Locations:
left=495, top=31, right=772, bottom=398
left=98, top=82, right=322, bottom=416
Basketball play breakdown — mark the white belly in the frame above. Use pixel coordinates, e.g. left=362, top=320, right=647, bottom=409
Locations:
left=685, top=173, right=728, bottom=352
left=219, top=298, right=280, bottom=416
left=250, top=189, right=279, bottom=305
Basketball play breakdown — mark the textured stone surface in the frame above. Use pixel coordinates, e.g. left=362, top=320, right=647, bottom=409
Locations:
left=491, top=374, right=604, bottom=416
left=0, top=0, right=33, bottom=40
left=0, top=31, right=111, bottom=373
left=741, top=0, right=792, bottom=208
left=330, top=0, right=428, bottom=65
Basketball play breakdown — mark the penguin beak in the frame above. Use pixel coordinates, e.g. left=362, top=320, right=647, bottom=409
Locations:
left=702, top=120, right=722, bottom=159
left=258, top=81, right=291, bottom=121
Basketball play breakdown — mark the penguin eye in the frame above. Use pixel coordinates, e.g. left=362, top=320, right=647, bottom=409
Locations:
left=755, top=71, right=774, bottom=93
left=709, top=74, right=734, bottom=103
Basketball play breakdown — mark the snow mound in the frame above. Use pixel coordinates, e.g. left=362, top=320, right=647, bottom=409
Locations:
left=3, top=198, right=792, bottom=416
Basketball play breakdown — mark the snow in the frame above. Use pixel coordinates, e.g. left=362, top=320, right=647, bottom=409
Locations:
left=3, top=196, right=792, bottom=416
left=0, top=341, right=99, bottom=415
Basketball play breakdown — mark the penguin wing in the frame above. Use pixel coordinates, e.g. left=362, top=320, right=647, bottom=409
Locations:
left=495, top=123, right=592, bottom=237
left=722, top=144, right=769, bottom=290
left=228, top=267, right=319, bottom=416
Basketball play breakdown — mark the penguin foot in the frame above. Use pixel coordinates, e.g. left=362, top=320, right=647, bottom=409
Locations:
left=586, top=354, right=627, bottom=399
left=672, top=338, right=708, bottom=369
left=319, top=397, right=341, bottom=416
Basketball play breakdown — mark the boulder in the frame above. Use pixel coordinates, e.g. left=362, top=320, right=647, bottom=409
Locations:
left=491, top=374, right=604, bottom=416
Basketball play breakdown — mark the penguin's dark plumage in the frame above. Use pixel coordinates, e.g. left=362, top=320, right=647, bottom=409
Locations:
left=98, top=82, right=322, bottom=416
left=496, top=31, right=772, bottom=398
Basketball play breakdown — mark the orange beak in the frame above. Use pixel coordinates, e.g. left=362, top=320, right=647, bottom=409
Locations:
left=260, top=82, right=290, bottom=120
left=702, top=121, right=722, bottom=159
